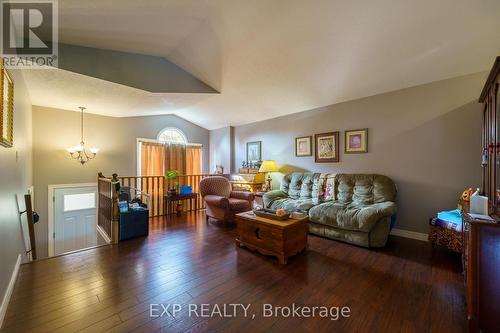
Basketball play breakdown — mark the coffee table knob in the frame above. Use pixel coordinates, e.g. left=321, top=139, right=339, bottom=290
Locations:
left=255, top=228, right=261, bottom=239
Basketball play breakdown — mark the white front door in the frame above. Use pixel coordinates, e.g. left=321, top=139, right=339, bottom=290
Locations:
left=54, top=186, right=97, bottom=255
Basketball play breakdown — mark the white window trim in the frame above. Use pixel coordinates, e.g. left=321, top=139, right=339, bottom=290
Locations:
left=157, top=127, right=187, bottom=144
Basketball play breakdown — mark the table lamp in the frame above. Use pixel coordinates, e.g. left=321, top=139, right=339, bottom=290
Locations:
left=259, top=160, right=279, bottom=190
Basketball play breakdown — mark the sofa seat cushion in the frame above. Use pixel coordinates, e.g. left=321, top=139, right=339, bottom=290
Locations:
left=308, top=201, right=345, bottom=227
left=228, top=198, right=250, bottom=211
left=309, top=201, right=396, bottom=232
left=269, top=198, right=316, bottom=212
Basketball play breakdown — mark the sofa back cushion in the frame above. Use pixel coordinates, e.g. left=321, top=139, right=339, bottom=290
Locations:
left=335, top=174, right=396, bottom=206
left=280, top=172, right=321, bottom=200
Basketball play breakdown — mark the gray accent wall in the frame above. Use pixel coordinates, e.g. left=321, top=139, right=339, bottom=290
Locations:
left=58, top=44, right=218, bottom=93
left=32, top=107, right=209, bottom=258
left=232, top=72, right=486, bottom=234
left=0, top=70, right=32, bottom=304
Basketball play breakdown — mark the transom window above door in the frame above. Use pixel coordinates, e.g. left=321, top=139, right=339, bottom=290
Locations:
left=157, top=127, right=187, bottom=144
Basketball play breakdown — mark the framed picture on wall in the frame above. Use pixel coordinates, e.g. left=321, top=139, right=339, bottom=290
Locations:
left=345, top=129, right=368, bottom=153
left=315, top=132, right=339, bottom=163
left=295, top=136, right=312, bottom=156
left=0, top=61, right=14, bottom=148
left=246, top=141, right=262, bottom=163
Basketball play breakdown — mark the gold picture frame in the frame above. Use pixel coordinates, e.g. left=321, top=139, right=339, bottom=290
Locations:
left=345, top=129, right=368, bottom=153
left=0, top=60, right=14, bottom=148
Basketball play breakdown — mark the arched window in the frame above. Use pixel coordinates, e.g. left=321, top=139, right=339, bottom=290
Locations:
left=157, top=127, right=187, bottom=144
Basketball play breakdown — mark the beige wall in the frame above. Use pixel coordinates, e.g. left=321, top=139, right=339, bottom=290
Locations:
left=233, top=72, right=486, bottom=234
left=32, top=107, right=209, bottom=258
left=0, top=70, right=32, bottom=304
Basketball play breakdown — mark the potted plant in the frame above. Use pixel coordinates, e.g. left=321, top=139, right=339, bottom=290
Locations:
left=165, top=170, right=179, bottom=195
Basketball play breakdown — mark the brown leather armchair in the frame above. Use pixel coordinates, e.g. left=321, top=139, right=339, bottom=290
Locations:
left=200, top=176, right=254, bottom=223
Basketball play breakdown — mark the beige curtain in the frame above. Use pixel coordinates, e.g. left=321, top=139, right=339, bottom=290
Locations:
left=141, top=142, right=201, bottom=201
left=164, top=143, right=186, bottom=174
left=164, top=143, right=186, bottom=191
left=141, top=142, right=165, bottom=176
left=186, top=145, right=202, bottom=175
left=142, top=142, right=200, bottom=177
left=186, top=145, right=202, bottom=194
left=140, top=142, right=165, bottom=214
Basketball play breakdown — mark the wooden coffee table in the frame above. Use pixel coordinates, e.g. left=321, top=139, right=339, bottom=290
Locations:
left=235, top=211, right=308, bottom=264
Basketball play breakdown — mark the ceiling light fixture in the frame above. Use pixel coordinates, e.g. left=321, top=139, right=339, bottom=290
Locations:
left=66, top=106, right=99, bottom=165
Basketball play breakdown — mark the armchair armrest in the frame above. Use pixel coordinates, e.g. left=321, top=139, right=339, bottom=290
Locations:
left=263, top=190, right=288, bottom=208
left=203, top=195, right=229, bottom=208
left=230, top=191, right=254, bottom=201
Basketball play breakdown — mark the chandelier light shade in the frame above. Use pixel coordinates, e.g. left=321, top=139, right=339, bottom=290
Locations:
left=66, top=106, right=99, bottom=165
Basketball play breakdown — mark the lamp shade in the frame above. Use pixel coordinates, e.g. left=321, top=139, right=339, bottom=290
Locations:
left=259, top=160, right=279, bottom=173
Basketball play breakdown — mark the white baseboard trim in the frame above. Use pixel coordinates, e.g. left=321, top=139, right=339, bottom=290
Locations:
left=0, top=254, right=21, bottom=328
left=97, top=225, right=112, bottom=244
left=390, top=228, right=428, bottom=242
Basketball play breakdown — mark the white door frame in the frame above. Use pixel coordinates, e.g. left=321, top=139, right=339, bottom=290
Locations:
left=48, top=183, right=97, bottom=257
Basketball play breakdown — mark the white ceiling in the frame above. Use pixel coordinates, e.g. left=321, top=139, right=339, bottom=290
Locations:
left=24, top=0, right=500, bottom=130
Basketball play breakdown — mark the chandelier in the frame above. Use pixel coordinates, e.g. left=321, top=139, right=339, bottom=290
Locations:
left=66, top=106, right=99, bottom=165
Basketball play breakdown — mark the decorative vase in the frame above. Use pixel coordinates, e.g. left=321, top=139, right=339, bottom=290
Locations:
left=168, top=189, right=177, bottom=196
left=176, top=203, right=183, bottom=215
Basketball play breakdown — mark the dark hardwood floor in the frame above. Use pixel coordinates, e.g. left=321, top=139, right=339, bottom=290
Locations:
left=1, top=211, right=465, bottom=333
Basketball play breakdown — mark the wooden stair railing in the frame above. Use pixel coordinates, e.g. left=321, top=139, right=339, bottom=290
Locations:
left=98, top=174, right=227, bottom=229
left=97, top=177, right=119, bottom=243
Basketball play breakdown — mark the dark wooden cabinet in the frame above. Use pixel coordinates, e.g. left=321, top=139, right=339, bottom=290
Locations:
left=480, top=56, right=500, bottom=211
left=464, top=56, right=500, bottom=333
left=463, top=214, right=500, bottom=333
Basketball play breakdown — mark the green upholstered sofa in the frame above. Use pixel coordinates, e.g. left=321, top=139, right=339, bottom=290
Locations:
left=263, top=173, right=397, bottom=247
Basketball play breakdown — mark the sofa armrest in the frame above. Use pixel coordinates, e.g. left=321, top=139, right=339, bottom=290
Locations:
left=359, top=201, right=397, bottom=230
left=369, top=201, right=397, bottom=217
left=204, top=195, right=229, bottom=208
left=230, top=191, right=254, bottom=201
left=263, top=190, right=288, bottom=208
